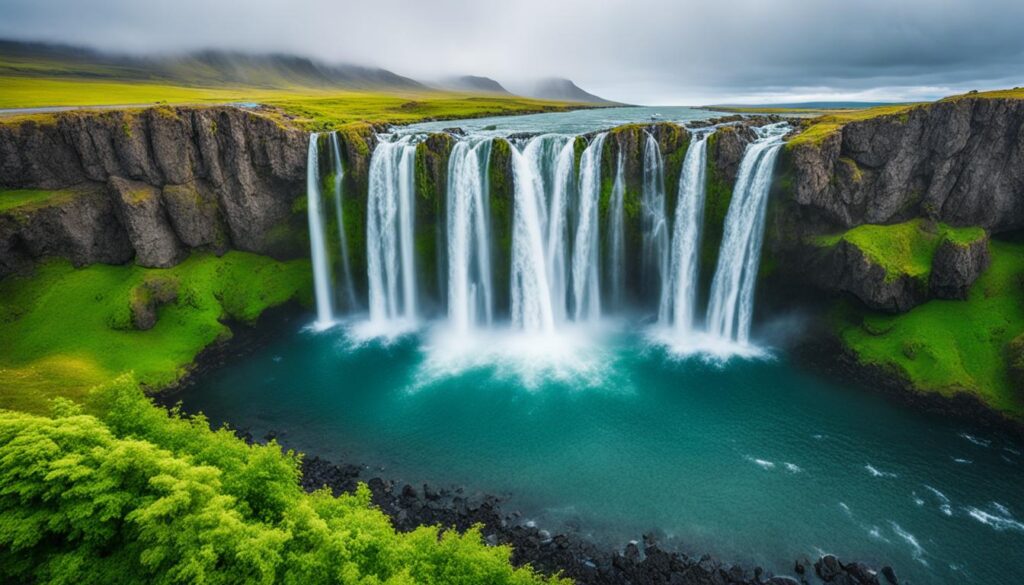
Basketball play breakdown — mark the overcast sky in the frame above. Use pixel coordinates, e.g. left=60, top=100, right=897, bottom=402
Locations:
left=2, top=0, right=1023, bottom=104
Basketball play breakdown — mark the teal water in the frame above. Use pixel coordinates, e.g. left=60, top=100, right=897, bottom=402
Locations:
left=181, top=319, right=1024, bottom=585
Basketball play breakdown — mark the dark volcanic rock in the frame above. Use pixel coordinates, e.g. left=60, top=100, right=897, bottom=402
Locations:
left=785, top=97, right=1024, bottom=233
left=929, top=233, right=990, bottom=299
left=161, top=180, right=227, bottom=252
left=806, top=239, right=925, bottom=313
left=710, top=124, right=757, bottom=184
left=294, top=453, right=887, bottom=585
left=0, top=105, right=341, bottom=272
left=0, top=188, right=132, bottom=277
left=108, top=176, right=186, bottom=267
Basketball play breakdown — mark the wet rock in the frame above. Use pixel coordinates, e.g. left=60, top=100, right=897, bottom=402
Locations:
left=880, top=566, right=899, bottom=584
left=815, top=555, right=844, bottom=581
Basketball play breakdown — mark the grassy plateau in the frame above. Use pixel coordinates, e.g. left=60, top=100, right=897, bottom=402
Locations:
left=834, top=239, right=1024, bottom=417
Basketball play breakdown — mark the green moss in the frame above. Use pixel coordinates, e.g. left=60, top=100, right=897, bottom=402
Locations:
left=834, top=240, right=1024, bottom=418
left=838, top=157, right=863, bottom=183
left=413, top=134, right=454, bottom=305
left=0, top=252, right=312, bottom=414
left=0, top=188, right=79, bottom=213
left=489, top=139, right=514, bottom=312
left=701, top=132, right=734, bottom=284
left=814, top=220, right=986, bottom=283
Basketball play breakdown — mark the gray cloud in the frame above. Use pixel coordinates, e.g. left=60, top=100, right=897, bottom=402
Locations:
left=2, top=0, right=1022, bottom=104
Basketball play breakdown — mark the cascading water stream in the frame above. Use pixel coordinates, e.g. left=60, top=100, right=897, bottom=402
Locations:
left=366, top=136, right=419, bottom=327
left=705, top=124, right=787, bottom=344
left=329, top=132, right=359, bottom=311
left=661, top=131, right=712, bottom=333
left=509, top=134, right=577, bottom=328
left=306, top=133, right=335, bottom=328
left=447, top=138, right=494, bottom=333
left=509, top=139, right=561, bottom=333
left=572, top=133, right=607, bottom=322
left=607, top=152, right=626, bottom=310
left=642, top=133, right=670, bottom=320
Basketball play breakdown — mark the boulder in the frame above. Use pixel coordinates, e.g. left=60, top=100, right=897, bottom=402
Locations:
left=815, top=554, right=844, bottom=581
left=108, top=176, right=186, bottom=267
left=162, top=181, right=227, bottom=252
left=929, top=232, right=990, bottom=299
left=130, top=274, right=180, bottom=330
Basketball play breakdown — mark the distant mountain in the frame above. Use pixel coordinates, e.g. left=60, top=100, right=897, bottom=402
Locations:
left=525, top=78, right=614, bottom=104
left=441, top=75, right=512, bottom=95
left=0, top=40, right=423, bottom=91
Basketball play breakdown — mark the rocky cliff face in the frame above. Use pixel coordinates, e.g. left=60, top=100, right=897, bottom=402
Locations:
left=0, top=106, right=347, bottom=277
left=783, top=97, right=1024, bottom=234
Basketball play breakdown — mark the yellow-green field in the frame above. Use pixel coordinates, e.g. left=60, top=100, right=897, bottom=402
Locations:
left=0, top=76, right=588, bottom=131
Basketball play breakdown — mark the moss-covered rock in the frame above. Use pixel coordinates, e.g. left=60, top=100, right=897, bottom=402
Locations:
left=414, top=133, right=455, bottom=310
left=489, top=138, right=514, bottom=313
left=810, top=219, right=989, bottom=312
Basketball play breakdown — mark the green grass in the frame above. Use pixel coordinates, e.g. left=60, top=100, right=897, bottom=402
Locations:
left=834, top=240, right=1024, bottom=417
left=814, top=219, right=986, bottom=282
left=0, top=76, right=588, bottom=131
left=0, top=188, right=79, bottom=213
left=0, top=252, right=312, bottom=413
left=940, top=87, right=1024, bottom=101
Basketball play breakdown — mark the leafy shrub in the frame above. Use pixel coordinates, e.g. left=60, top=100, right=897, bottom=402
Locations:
left=0, top=378, right=567, bottom=585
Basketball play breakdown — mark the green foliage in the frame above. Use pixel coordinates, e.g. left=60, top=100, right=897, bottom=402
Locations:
left=0, top=379, right=566, bottom=585
left=834, top=240, right=1024, bottom=417
left=0, top=252, right=312, bottom=413
left=814, top=220, right=986, bottom=283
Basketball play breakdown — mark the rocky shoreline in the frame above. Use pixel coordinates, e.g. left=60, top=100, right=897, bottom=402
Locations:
left=292, top=450, right=899, bottom=585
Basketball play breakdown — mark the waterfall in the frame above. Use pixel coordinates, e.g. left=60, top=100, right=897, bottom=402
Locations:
left=642, top=133, right=670, bottom=318
left=329, top=132, right=359, bottom=311
left=502, top=135, right=577, bottom=331
left=306, top=133, right=335, bottom=328
left=366, top=136, right=418, bottom=325
left=510, top=138, right=561, bottom=333
left=447, top=138, right=494, bottom=333
left=705, top=124, right=787, bottom=344
left=572, top=133, right=606, bottom=322
left=661, top=131, right=712, bottom=332
left=607, top=151, right=626, bottom=309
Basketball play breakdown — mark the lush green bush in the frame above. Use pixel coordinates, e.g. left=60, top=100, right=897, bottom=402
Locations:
left=0, top=378, right=567, bottom=585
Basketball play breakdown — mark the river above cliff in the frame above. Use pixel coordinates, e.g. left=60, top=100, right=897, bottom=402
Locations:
left=398, top=106, right=715, bottom=136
